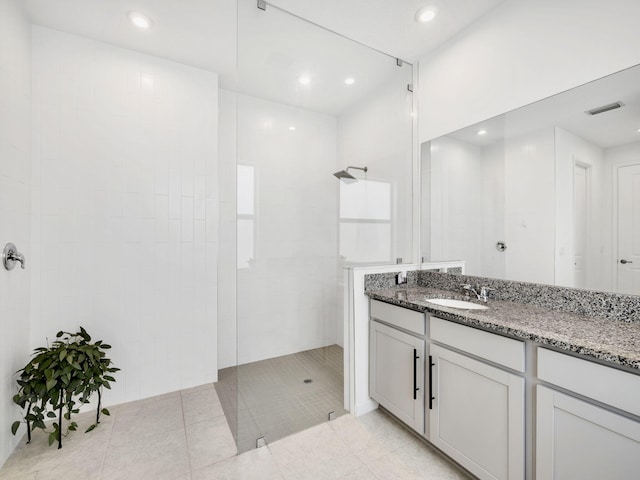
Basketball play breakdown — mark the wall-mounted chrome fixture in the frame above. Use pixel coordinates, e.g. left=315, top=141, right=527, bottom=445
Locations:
left=3, top=243, right=25, bottom=270
left=333, top=166, right=368, bottom=182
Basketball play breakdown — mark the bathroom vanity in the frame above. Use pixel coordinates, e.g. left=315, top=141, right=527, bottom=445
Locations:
left=367, top=279, right=640, bottom=480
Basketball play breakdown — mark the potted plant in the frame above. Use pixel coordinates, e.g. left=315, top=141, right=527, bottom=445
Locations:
left=11, top=327, right=119, bottom=448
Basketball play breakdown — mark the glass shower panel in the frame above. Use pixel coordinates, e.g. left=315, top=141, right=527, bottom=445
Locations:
left=234, top=0, right=413, bottom=452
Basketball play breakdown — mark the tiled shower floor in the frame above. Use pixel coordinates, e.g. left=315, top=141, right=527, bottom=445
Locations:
left=215, top=345, right=348, bottom=453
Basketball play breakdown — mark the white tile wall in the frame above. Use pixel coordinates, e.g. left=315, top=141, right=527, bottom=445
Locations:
left=429, top=136, right=484, bottom=274
left=337, top=71, right=414, bottom=266
left=30, top=27, right=219, bottom=406
left=217, top=89, right=237, bottom=370
left=0, top=0, right=31, bottom=468
left=230, top=93, right=340, bottom=365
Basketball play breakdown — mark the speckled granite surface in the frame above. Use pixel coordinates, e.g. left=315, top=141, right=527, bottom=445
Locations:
left=367, top=286, right=640, bottom=372
left=364, top=270, right=418, bottom=291
left=418, top=271, right=640, bottom=323
left=364, top=267, right=461, bottom=292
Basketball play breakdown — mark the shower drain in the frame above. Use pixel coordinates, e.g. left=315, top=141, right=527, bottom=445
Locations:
left=303, top=378, right=312, bottom=384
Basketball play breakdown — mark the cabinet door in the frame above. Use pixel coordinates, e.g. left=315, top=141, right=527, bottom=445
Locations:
left=370, top=320, right=425, bottom=434
left=430, top=344, right=524, bottom=480
left=536, top=385, right=640, bottom=480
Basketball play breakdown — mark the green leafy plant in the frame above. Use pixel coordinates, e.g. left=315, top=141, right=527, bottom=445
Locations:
left=11, top=327, right=119, bottom=448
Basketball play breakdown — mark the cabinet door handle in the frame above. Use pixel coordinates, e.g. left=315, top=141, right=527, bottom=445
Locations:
left=429, top=355, right=435, bottom=410
left=413, top=349, right=420, bottom=400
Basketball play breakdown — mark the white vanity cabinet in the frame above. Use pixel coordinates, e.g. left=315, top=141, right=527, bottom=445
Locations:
left=369, top=300, right=425, bottom=434
left=429, top=317, right=525, bottom=480
left=368, top=295, right=640, bottom=480
left=536, top=348, right=640, bottom=480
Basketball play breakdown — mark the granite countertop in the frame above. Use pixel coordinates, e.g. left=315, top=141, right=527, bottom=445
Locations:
left=367, top=286, right=640, bottom=372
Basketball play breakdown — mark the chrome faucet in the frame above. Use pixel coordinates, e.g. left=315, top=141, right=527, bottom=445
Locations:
left=461, top=284, right=493, bottom=303
left=478, top=286, right=493, bottom=302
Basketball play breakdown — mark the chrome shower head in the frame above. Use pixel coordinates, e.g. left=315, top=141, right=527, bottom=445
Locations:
left=333, top=170, right=357, bottom=180
left=333, top=166, right=367, bottom=181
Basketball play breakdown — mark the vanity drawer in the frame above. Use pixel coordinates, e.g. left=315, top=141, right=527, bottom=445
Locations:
left=430, top=317, right=525, bottom=372
left=538, top=348, right=640, bottom=417
left=370, top=300, right=425, bottom=335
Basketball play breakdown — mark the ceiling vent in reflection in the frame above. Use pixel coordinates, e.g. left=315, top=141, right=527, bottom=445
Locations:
left=585, top=101, right=624, bottom=116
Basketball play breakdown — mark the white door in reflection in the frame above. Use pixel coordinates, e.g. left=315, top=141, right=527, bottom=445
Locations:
left=617, top=163, right=640, bottom=294
left=339, top=179, right=392, bottom=263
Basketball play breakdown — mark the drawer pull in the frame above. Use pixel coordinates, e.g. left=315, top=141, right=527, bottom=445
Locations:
left=429, top=355, right=435, bottom=409
left=413, top=349, right=420, bottom=400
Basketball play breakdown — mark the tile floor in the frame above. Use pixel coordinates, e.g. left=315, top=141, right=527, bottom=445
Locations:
left=0, top=384, right=472, bottom=479
left=215, top=345, right=347, bottom=453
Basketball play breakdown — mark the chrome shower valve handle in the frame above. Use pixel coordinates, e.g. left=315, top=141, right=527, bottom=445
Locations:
left=3, top=243, right=25, bottom=270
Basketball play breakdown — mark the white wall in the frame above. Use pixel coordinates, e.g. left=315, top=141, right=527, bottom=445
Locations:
left=429, top=136, right=483, bottom=274
left=217, top=89, right=237, bottom=370
left=0, top=0, right=31, bottom=467
left=337, top=70, right=414, bottom=265
left=428, top=136, right=506, bottom=278
left=480, top=141, right=506, bottom=279
left=504, top=128, right=555, bottom=284
left=418, top=0, right=640, bottom=143
left=30, top=27, right=219, bottom=406
left=233, top=93, right=340, bottom=365
left=554, top=127, right=605, bottom=290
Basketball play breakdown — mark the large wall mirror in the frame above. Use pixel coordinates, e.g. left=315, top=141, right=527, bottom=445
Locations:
left=421, top=64, right=640, bottom=295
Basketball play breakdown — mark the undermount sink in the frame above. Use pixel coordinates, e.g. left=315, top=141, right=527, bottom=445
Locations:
left=425, top=298, right=489, bottom=310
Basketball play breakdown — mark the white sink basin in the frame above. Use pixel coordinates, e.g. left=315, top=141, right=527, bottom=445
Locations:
left=425, top=298, right=489, bottom=310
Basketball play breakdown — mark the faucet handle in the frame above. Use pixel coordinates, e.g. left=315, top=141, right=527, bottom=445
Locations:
left=461, top=284, right=475, bottom=296
left=3, top=243, right=25, bottom=271
left=12, top=251, right=25, bottom=269
left=479, top=286, right=494, bottom=300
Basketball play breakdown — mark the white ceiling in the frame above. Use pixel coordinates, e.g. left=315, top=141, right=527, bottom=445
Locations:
left=268, top=0, right=505, bottom=62
left=447, top=64, right=640, bottom=150
left=237, top=1, right=412, bottom=115
left=25, top=0, right=237, bottom=81
left=24, top=0, right=507, bottom=116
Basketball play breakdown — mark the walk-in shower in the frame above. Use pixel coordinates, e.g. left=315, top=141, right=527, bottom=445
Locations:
left=216, top=0, right=414, bottom=453
left=0, top=0, right=414, bottom=463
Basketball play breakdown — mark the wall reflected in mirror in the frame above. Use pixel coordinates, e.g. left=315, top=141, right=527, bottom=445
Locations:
left=422, top=64, right=640, bottom=295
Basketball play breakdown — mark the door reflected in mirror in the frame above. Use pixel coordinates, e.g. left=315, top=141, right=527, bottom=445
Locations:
left=422, top=64, right=640, bottom=295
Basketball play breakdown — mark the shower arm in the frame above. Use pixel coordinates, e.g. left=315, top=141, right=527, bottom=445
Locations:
left=345, top=166, right=368, bottom=174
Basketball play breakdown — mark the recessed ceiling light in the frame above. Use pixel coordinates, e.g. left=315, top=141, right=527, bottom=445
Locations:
left=415, top=6, right=437, bottom=23
left=288, top=126, right=296, bottom=131
left=298, top=75, right=311, bottom=86
left=477, top=129, right=487, bottom=136
left=128, top=11, right=153, bottom=30
left=344, top=77, right=355, bottom=86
